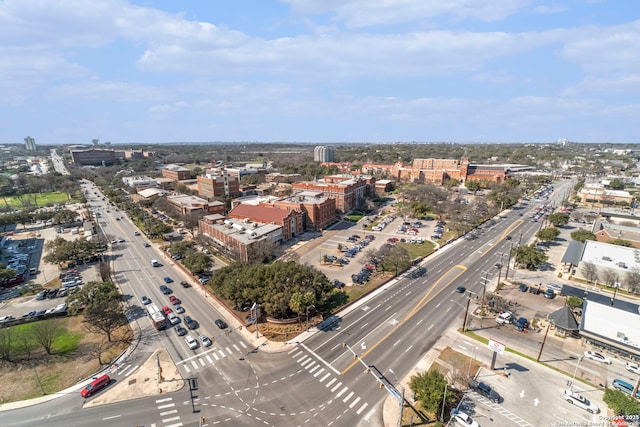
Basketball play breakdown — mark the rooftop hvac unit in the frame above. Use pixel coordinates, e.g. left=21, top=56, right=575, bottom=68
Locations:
left=252, top=222, right=259, bottom=228
left=244, top=218, right=251, bottom=223
left=250, top=231, right=257, bottom=237
left=232, top=223, right=245, bottom=232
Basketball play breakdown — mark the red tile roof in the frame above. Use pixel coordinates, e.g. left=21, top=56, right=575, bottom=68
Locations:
left=230, top=203, right=291, bottom=223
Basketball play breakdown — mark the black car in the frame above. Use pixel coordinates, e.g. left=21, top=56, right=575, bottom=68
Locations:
left=160, top=285, right=172, bottom=295
left=215, top=319, right=228, bottom=329
left=469, top=379, right=502, bottom=403
left=184, top=316, right=199, bottom=329
left=175, top=325, right=187, bottom=336
left=529, top=286, right=541, bottom=295
left=518, top=283, right=529, bottom=292
left=455, top=286, right=466, bottom=293
left=180, top=281, right=190, bottom=288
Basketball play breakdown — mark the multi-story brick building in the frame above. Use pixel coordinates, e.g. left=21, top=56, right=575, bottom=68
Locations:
left=197, top=170, right=240, bottom=200
left=391, top=157, right=509, bottom=185
left=198, top=214, right=282, bottom=263
left=161, top=164, right=191, bottom=181
left=166, top=194, right=225, bottom=215
left=228, top=203, right=303, bottom=240
left=291, top=175, right=375, bottom=213
left=274, top=191, right=336, bottom=231
left=70, top=149, right=116, bottom=166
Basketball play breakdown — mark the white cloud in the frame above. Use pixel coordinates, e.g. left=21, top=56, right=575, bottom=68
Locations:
left=282, top=0, right=529, bottom=28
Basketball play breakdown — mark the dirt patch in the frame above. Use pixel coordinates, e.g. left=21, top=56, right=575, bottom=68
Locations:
left=0, top=316, right=129, bottom=403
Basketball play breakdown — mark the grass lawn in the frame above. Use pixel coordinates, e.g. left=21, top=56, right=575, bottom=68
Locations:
left=1, top=192, right=77, bottom=208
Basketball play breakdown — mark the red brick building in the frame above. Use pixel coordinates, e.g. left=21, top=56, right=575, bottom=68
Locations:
left=291, top=175, right=375, bottom=213
left=228, top=203, right=303, bottom=240
left=161, top=165, right=191, bottom=181
left=274, top=191, right=336, bottom=231
left=197, top=170, right=240, bottom=200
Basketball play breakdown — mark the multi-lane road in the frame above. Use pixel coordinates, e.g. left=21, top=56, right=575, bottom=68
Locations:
left=1, top=179, right=594, bottom=427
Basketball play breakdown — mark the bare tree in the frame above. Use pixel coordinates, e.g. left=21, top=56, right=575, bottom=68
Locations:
left=624, top=268, right=640, bottom=294
left=83, top=303, right=128, bottom=342
left=601, top=268, right=619, bottom=287
left=31, top=319, right=65, bottom=355
left=0, top=327, right=14, bottom=362
left=582, top=262, right=599, bottom=284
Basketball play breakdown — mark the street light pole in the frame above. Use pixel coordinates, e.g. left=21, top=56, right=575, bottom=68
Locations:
left=462, top=295, right=472, bottom=332
left=440, top=383, right=448, bottom=422
left=569, top=356, right=583, bottom=390
left=305, top=304, right=315, bottom=332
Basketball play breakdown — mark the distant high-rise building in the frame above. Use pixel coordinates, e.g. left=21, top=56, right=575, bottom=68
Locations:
left=24, top=136, right=36, bottom=151
left=314, top=145, right=334, bottom=162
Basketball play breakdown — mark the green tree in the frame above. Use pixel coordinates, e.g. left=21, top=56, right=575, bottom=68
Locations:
left=378, top=244, right=411, bottom=277
left=465, top=180, right=482, bottom=194
left=566, top=296, right=583, bottom=309
left=515, top=246, right=548, bottom=270
left=608, top=178, right=625, bottom=190
left=548, top=212, right=570, bottom=226
left=83, top=303, right=128, bottom=342
left=570, top=230, right=596, bottom=243
left=603, top=389, right=640, bottom=416
left=183, top=252, right=213, bottom=275
left=609, top=239, right=633, bottom=247
left=409, top=370, right=457, bottom=415
left=537, top=227, right=560, bottom=242
left=66, top=281, right=121, bottom=315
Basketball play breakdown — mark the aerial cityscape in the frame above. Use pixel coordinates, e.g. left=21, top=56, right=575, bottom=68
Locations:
left=0, top=140, right=639, bottom=427
left=2, top=1, right=640, bottom=427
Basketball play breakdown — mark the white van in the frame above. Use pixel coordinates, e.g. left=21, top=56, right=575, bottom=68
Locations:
left=496, top=311, right=513, bottom=324
left=150, top=259, right=160, bottom=267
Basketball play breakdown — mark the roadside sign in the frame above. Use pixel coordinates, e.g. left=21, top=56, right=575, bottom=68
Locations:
left=488, top=338, right=506, bottom=355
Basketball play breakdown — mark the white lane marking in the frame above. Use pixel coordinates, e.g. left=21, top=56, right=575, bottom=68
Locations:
left=297, top=354, right=309, bottom=363
left=156, top=398, right=173, bottom=403
left=314, top=368, right=326, bottom=378
left=309, top=365, right=319, bottom=374
left=320, top=372, right=331, bottom=382
left=162, top=416, right=181, bottom=423
left=199, top=358, right=206, bottom=367
left=183, top=364, right=191, bottom=373
left=239, top=341, right=248, bottom=349
left=124, top=365, right=139, bottom=377
left=225, top=347, right=233, bottom=355
left=102, top=415, right=121, bottom=420
left=212, top=352, right=219, bottom=361
left=300, top=358, right=313, bottom=368
left=218, top=350, right=225, bottom=358
left=331, top=382, right=342, bottom=392
left=326, top=378, right=337, bottom=388
left=343, top=391, right=354, bottom=403
left=233, top=344, right=240, bottom=352
left=160, top=410, right=178, bottom=416
left=205, top=355, right=213, bottom=364
left=191, top=360, right=198, bottom=369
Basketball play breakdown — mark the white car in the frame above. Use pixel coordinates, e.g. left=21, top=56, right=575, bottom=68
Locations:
left=625, top=361, right=640, bottom=374
left=185, top=335, right=199, bottom=350
left=563, top=389, right=600, bottom=414
left=584, top=351, right=612, bottom=365
left=496, top=311, right=513, bottom=325
left=199, top=335, right=213, bottom=347
left=453, top=411, right=480, bottom=427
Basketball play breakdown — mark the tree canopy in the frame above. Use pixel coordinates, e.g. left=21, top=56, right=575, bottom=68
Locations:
left=409, top=370, right=457, bottom=415
left=548, top=212, right=570, bottom=226
left=570, top=229, right=596, bottom=243
left=536, top=226, right=561, bottom=242
left=208, top=261, right=340, bottom=319
left=515, top=246, right=548, bottom=270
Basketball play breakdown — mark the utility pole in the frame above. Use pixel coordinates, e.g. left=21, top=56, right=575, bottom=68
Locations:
left=537, top=323, right=550, bottom=361
left=462, top=295, right=472, bottom=332
left=505, top=242, right=514, bottom=280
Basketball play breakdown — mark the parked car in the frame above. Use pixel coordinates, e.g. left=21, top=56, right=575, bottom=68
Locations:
left=543, top=288, right=556, bottom=299
left=469, top=379, right=501, bottom=403
left=584, top=351, right=612, bottom=365
left=180, top=280, right=190, bottom=288
left=518, top=283, right=529, bottom=292
left=452, top=410, right=481, bottom=427
left=496, top=311, right=513, bottom=324
left=514, top=317, right=529, bottom=332
left=563, top=389, right=600, bottom=414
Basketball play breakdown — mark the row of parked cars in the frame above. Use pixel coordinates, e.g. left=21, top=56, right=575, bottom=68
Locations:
left=431, top=221, right=446, bottom=240
left=371, top=215, right=396, bottom=231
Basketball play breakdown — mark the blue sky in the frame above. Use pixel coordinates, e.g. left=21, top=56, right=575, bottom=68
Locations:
left=1, top=0, right=639, bottom=144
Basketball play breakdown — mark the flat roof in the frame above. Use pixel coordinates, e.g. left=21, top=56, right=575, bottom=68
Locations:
left=582, top=240, right=639, bottom=270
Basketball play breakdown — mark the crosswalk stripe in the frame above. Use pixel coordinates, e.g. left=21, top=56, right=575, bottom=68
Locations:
left=308, top=365, right=319, bottom=374
left=233, top=344, right=240, bottom=352
left=199, top=358, right=206, bottom=367
left=160, top=410, right=178, bottom=416
left=191, top=360, right=198, bottom=369
left=326, top=378, right=336, bottom=388
left=331, top=382, right=342, bottom=392
left=206, top=355, right=213, bottom=363
left=218, top=350, right=225, bottom=358
left=240, top=341, right=248, bottom=349
left=336, top=386, right=348, bottom=397
left=300, top=358, right=313, bottom=368
left=315, top=369, right=326, bottom=379
left=343, top=391, right=354, bottom=403
left=116, top=364, right=130, bottom=375
left=349, top=396, right=361, bottom=408
left=124, top=365, right=139, bottom=377
left=297, top=354, right=308, bottom=363
left=156, top=398, right=173, bottom=403
left=183, top=364, right=191, bottom=373
left=157, top=403, right=175, bottom=409
left=356, top=402, right=369, bottom=415
left=212, top=352, right=219, bottom=361
left=165, top=423, right=183, bottom=427
left=162, top=416, right=180, bottom=423
left=290, top=349, right=302, bottom=357
left=225, top=347, right=233, bottom=355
